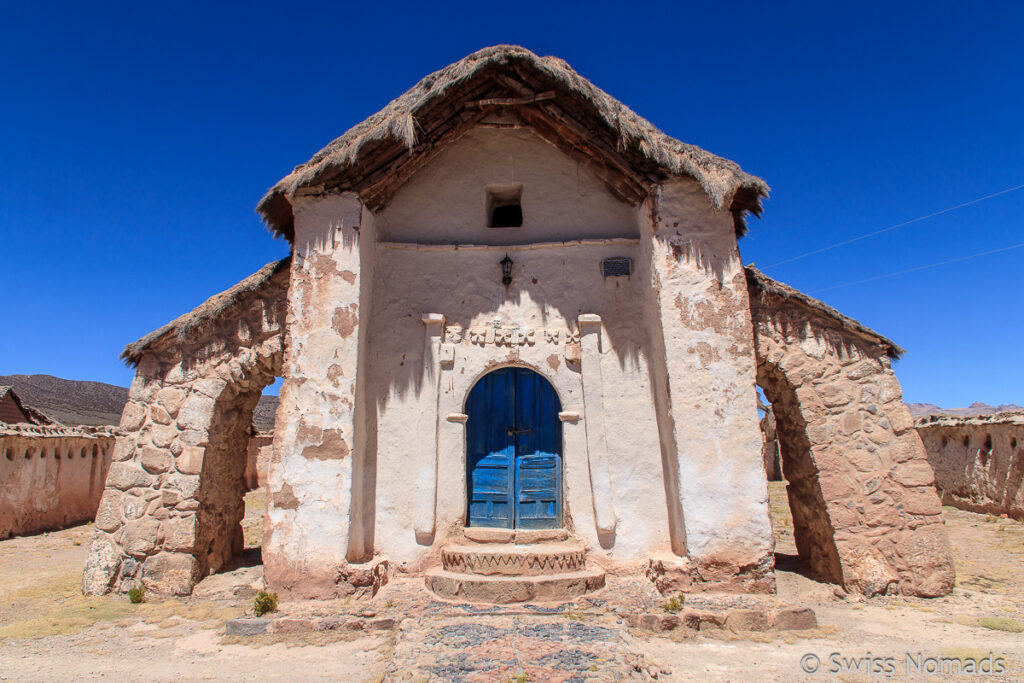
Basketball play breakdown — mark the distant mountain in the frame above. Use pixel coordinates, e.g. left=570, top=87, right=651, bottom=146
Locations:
left=0, top=374, right=128, bottom=426
left=0, top=374, right=278, bottom=429
left=906, top=401, right=1024, bottom=418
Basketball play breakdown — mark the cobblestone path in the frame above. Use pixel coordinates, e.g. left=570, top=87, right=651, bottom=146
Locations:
left=384, top=613, right=654, bottom=682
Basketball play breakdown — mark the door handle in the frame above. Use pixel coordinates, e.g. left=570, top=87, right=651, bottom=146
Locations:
left=507, top=427, right=533, bottom=436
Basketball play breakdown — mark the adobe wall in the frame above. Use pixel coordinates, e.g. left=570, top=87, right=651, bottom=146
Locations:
left=262, top=148, right=775, bottom=598
left=365, top=238, right=667, bottom=567
left=916, top=413, right=1024, bottom=520
left=639, top=179, right=775, bottom=592
left=244, top=431, right=273, bottom=490
left=0, top=423, right=115, bottom=538
left=376, top=127, right=637, bottom=244
left=748, top=278, right=955, bottom=597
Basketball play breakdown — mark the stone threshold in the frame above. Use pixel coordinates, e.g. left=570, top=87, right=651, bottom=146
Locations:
left=462, top=527, right=569, bottom=544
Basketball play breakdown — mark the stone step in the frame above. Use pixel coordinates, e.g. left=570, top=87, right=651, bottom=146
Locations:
left=463, top=527, right=569, bottom=544
left=425, top=567, right=606, bottom=604
left=440, top=542, right=587, bottom=576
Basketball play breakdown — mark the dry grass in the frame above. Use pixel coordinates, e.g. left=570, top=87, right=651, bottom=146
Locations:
left=977, top=616, right=1024, bottom=633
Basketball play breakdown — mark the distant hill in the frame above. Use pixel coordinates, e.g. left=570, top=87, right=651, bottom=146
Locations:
left=906, top=401, right=1024, bottom=418
left=0, top=374, right=278, bottom=429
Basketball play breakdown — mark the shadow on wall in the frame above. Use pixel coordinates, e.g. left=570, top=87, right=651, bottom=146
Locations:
left=367, top=230, right=743, bottom=411
left=757, top=366, right=844, bottom=586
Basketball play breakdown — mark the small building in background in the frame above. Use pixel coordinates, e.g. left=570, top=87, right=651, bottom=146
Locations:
left=0, top=386, right=53, bottom=425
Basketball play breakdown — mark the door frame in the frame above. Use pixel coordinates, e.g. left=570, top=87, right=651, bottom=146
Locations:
left=463, top=365, right=564, bottom=529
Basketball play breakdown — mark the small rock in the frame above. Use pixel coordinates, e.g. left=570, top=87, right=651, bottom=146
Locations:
left=775, top=608, right=817, bottom=631
left=360, top=609, right=376, bottom=618
left=225, top=618, right=268, bottom=636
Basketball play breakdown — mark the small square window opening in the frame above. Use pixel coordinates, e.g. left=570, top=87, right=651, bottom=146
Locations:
left=487, top=183, right=523, bottom=228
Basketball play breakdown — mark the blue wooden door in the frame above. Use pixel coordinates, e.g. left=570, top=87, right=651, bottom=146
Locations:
left=466, top=368, right=562, bottom=529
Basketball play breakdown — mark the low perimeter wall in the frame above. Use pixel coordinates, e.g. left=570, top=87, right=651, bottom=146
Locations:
left=916, top=412, right=1024, bottom=520
left=1, top=423, right=116, bottom=538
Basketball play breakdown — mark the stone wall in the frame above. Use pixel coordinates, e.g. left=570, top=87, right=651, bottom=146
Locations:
left=82, top=260, right=288, bottom=596
left=748, top=274, right=955, bottom=597
left=916, top=413, right=1024, bottom=520
left=1, top=422, right=115, bottom=538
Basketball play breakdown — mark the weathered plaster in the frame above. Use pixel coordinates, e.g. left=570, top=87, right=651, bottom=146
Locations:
left=262, top=193, right=370, bottom=598
left=366, top=236, right=669, bottom=568
left=917, top=413, right=1024, bottom=520
left=1, top=425, right=114, bottom=538
left=642, top=179, right=775, bottom=591
left=376, top=127, right=638, bottom=245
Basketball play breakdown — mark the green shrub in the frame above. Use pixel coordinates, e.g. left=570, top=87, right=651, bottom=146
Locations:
left=127, top=585, right=145, bottom=604
left=253, top=590, right=279, bottom=617
left=661, top=594, right=685, bottom=613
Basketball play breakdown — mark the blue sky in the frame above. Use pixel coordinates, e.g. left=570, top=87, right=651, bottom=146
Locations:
left=1, top=2, right=1021, bottom=406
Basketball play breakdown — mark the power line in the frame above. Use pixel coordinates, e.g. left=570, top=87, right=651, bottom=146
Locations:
left=766, top=183, right=1024, bottom=268
left=812, top=241, right=1024, bottom=293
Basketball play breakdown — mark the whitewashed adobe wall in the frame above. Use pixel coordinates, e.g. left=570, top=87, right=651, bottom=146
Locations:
left=377, top=127, right=637, bottom=244
left=354, top=128, right=774, bottom=591
left=639, top=179, right=774, bottom=592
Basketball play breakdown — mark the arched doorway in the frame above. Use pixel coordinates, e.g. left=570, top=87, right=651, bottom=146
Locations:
left=465, top=367, right=562, bottom=529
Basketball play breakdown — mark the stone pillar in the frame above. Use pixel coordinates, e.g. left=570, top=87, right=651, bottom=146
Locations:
left=263, top=193, right=381, bottom=599
left=578, top=314, right=616, bottom=536
left=414, top=314, right=445, bottom=544
left=644, top=180, right=774, bottom=592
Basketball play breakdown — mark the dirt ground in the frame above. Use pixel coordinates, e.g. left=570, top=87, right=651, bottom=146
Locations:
left=1, top=483, right=1022, bottom=681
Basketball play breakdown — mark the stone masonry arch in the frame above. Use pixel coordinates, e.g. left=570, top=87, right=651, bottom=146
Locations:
left=83, top=260, right=289, bottom=596
left=757, top=360, right=844, bottom=585
left=746, top=267, right=955, bottom=597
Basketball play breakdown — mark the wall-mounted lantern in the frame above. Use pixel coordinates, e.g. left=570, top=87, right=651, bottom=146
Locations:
left=500, top=253, right=514, bottom=286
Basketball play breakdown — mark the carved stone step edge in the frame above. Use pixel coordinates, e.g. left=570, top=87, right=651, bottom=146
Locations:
left=425, top=567, right=606, bottom=604
left=441, top=544, right=587, bottom=576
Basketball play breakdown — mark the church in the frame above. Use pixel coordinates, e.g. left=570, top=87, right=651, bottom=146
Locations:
left=83, top=46, right=954, bottom=602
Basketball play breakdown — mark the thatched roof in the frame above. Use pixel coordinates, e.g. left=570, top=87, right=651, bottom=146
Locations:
left=745, top=266, right=904, bottom=360
left=258, top=45, right=769, bottom=242
left=121, top=258, right=290, bottom=367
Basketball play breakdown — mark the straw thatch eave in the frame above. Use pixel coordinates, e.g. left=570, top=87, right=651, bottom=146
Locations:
left=745, top=266, right=904, bottom=360
left=121, top=258, right=290, bottom=367
left=257, top=45, right=769, bottom=242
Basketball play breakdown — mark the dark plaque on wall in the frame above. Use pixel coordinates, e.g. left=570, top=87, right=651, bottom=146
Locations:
left=601, top=257, right=632, bottom=278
